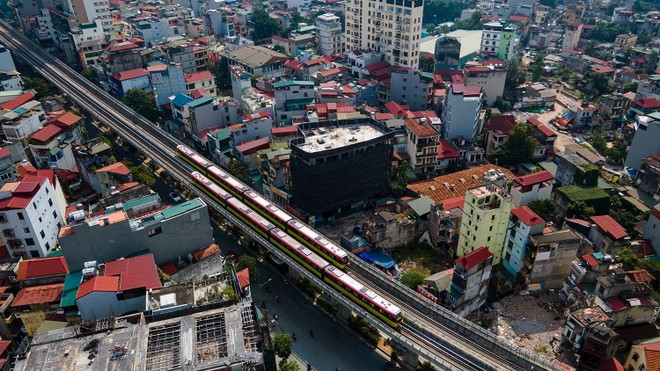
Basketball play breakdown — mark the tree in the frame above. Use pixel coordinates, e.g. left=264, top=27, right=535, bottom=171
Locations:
left=22, top=76, right=55, bottom=98
left=122, top=89, right=160, bottom=122
left=491, top=123, right=538, bottom=165
left=389, top=160, right=410, bottom=197
left=582, top=72, right=611, bottom=97
left=422, top=0, right=475, bottom=25
left=527, top=199, right=556, bottom=222
left=129, top=164, right=156, bottom=185
left=251, top=9, right=281, bottom=41
left=400, top=268, right=426, bottom=289
left=280, top=360, right=299, bottom=371
left=592, top=134, right=607, bottom=154
left=80, top=68, right=97, bottom=81
left=227, top=159, right=251, bottom=184
left=235, top=255, right=260, bottom=282
left=209, top=58, right=231, bottom=92
left=273, top=333, right=293, bottom=360
left=538, top=0, right=556, bottom=7
left=567, top=201, right=595, bottom=219
left=531, top=52, right=546, bottom=82
left=622, top=82, right=638, bottom=93
left=426, top=23, right=436, bottom=34
left=505, top=57, right=526, bottom=90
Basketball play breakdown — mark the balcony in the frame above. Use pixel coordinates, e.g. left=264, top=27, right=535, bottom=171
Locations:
left=2, top=229, right=15, bottom=238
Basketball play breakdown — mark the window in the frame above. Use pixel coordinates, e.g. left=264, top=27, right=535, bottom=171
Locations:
left=23, top=228, right=29, bottom=233
left=508, top=240, right=513, bottom=249
left=45, top=242, right=50, bottom=251
left=148, top=227, right=162, bottom=237
left=46, top=187, right=49, bottom=194
left=489, top=226, right=493, bottom=231
left=504, top=252, right=511, bottom=262
left=53, top=211, right=57, bottom=218
left=48, top=198, right=53, bottom=206
left=631, top=353, right=639, bottom=362
left=487, top=236, right=491, bottom=242
left=33, top=202, right=37, bottom=209
left=30, top=250, right=40, bottom=258
left=25, top=238, right=35, bottom=245
left=40, top=230, right=45, bottom=238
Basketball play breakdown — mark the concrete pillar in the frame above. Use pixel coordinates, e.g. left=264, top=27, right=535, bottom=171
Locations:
left=389, top=339, right=419, bottom=371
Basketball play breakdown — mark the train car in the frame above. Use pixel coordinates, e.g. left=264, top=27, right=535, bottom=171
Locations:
left=190, top=171, right=233, bottom=207
left=242, top=190, right=292, bottom=230
left=287, top=219, right=348, bottom=268
left=269, top=228, right=330, bottom=277
left=207, top=166, right=249, bottom=199
left=177, top=145, right=212, bottom=171
left=323, top=266, right=402, bottom=328
left=226, top=197, right=275, bottom=239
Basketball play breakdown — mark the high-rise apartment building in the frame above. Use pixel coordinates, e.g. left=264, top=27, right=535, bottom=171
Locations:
left=344, top=0, right=424, bottom=69
left=316, top=13, right=342, bottom=56
left=457, top=182, right=512, bottom=265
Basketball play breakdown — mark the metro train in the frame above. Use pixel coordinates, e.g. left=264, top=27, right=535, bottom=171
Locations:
left=177, top=145, right=349, bottom=269
left=190, top=170, right=402, bottom=327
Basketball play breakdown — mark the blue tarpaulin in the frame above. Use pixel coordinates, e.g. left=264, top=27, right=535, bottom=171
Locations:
left=358, top=249, right=396, bottom=269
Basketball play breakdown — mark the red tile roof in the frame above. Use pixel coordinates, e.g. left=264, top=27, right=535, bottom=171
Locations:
left=235, top=136, right=270, bottom=155
left=16, top=257, right=69, bottom=281
left=590, top=215, right=627, bottom=241
left=0, top=92, right=36, bottom=111
left=456, top=246, right=493, bottom=270
left=11, top=283, right=64, bottom=307
left=271, top=35, right=288, bottom=43
left=30, top=125, right=63, bottom=143
left=441, top=196, right=464, bottom=210
left=437, top=139, right=460, bottom=160
left=50, top=111, right=82, bottom=128
left=536, top=124, right=556, bottom=138
left=104, top=254, right=162, bottom=292
left=488, top=115, right=516, bottom=134
left=96, top=162, right=131, bottom=175
left=375, top=113, right=393, bottom=121
left=408, top=165, right=515, bottom=203
left=112, top=68, right=148, bottom=81
left=192, top=243, right=221, bottom=261
left=451, top=84, right=482, bottom=97
left=184, top=70, right=213, bottom=83
left=0, top=147, right=10, bottom=158
left=632, top=98, right=660, bottom=109
left=638, top=340, right=660, bottom=371
left=513, top=170, right=554, bottom=187
left=606, top=297, right=627, bottom=312
left=511, top=206, right=545, bottom=226
left=385, top=101, right=409, bottom=117
left=76, top=276, right=120, bottom=299
left=190, top=89, right=208, bottom=99
left=405, top=117, right=438, bottom=137
left=582, top=253, right=599, bottom=267
left=0, top=340, right=10, bottom=355
left=508, top=14, right=530, bottom=22
left=272, top=126, right=299, bottom=136
left=626, top=269, right=655, bottom=283
left=365, top=61, right=390, bottom=72
left=160, top=263, right=178, bottom=276
left=237, top=268, right=250, bottom=289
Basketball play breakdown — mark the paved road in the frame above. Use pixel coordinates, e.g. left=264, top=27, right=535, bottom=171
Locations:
left=152, top=180, right=388, bottom=371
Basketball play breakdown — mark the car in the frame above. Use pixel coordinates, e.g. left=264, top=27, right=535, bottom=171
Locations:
left=169, top=192, right=182, bottom=203
left=573, top=137, right=583, bottom=144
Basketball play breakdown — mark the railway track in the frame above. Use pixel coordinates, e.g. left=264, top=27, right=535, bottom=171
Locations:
left=0, top=21, right=557, bottom=371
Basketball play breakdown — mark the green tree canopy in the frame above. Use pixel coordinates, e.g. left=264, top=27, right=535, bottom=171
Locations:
left=209, top=58, right=231, bottom=92
left=567, top=201, right=595, bottom=220
left=227, top=159, right=251, bottom=184
left=582, top=71, right=611, bottom=97
left=129, top=164, right=156, bottom=185
left=490, top=123, right=538, bottom=165
left=423, top=0, right=475, bottom=24
left=273, top=333, right=293, bottom=360
left=400, top=268, right=426, bottom=289
left=505, top=57, right=526, bottom=90
left=251, top=10, right=282, bottom=41
left=81, top=68, right=98, bottom=81
left=23, top=76, right=56, bottom=98
left=527, top=199, right=555, bottom=222
left=280, top=360, right=299, bottom=371
left=122, top=89, right=160, bottom=123
left=235, top=255, right=260, bottom=282
left=531, top=52, right=546, bottom=82
left=389, top=160, right=410, bottom=197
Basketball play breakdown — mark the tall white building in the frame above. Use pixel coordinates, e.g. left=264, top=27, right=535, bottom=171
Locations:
left=345, top=0, right=424, bottom=69
left=0, top=170, right=67, bottom=258
left=149, top=63, right=186, bottom=108
left=316, top=13, right=342, bottom=56
left=443, top=84, right=484, bottom=142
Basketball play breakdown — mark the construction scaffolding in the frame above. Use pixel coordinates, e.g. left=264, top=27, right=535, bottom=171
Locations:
left=240, top=304, right=260, bottom=354
left=195, top=312, right=227, bottom=363
left=146, top=322, right=182, bottom=370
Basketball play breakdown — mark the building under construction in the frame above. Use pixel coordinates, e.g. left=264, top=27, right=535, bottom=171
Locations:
left=15, top=301, right=265, bottom=371
left=290, top=117, right=395, bottom=222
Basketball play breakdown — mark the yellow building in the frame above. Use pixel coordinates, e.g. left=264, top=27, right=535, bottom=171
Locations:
left=623, top=340, right=660, bottom=371
left=457, top=183, right=512, bottom=264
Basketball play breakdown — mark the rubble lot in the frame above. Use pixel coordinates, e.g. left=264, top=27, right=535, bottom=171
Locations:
left=474, top=291, right=570, bottom=361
